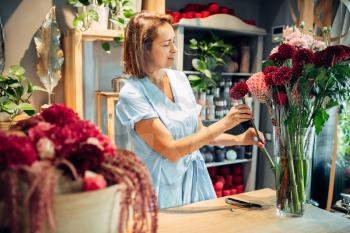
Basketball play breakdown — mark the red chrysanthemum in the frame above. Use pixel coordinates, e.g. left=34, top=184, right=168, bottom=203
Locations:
left=69, top=143, right=105, bottom=174
left=273, top=91, right=287, bottom=105
left=313, top=45, right=350, bottom=67
left=0, top=132, right=37, bottom=171
left=269, top=44, right=296, bottom=63
left=292, top=48, right=313, bottom=77
left=229, top=81, right=249, bottom=100
left=263, top=66, right=278, bottom=86
left=41, top=104, right=80, bottom=127
left=271, top=66, right=292, bottom=86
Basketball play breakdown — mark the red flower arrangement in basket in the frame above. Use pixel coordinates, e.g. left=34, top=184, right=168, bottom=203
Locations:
left=0, top=104, right=157, bottom=233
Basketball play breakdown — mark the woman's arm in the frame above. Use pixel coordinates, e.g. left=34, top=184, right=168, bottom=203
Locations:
left=134, top=104, right=252, bottom=162
left=197, top=118, right=265, bottom=147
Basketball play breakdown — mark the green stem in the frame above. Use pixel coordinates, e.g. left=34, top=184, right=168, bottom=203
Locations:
left=286, top=129, right=301, bottom=213
left=242, top=98, right=276, bottom=172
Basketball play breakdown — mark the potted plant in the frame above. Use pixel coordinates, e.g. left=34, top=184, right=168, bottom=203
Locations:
left=0, top=104, right=157, bottom=233
left=186, top=35, right=235, bottom=90
left=0, top=65, right=39, bottom=130
left=68, top=0, right=136, bottom=53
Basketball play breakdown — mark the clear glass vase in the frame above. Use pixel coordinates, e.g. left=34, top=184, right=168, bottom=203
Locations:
left=273, top=125, right=315, bottom=217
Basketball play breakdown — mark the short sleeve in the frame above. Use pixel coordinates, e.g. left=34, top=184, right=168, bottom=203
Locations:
left=116, top=85, right=158, bottom=130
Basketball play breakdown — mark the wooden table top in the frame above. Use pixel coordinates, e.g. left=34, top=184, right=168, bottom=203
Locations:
left=158, top=188, right=350, bottom=233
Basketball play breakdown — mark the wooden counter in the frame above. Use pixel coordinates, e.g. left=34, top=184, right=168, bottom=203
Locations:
left=158, top=189, right=350, bottom=233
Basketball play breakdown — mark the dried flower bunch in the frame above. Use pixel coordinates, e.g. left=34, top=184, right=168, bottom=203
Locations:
left=0, top=104, right=157, bottom=233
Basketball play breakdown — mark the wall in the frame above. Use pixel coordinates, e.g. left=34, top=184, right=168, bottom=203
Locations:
left=0, top=0, right=74, bottom=108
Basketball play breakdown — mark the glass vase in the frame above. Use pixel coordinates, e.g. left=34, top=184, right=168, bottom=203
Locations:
left=273, top=125, right=315, bottom=217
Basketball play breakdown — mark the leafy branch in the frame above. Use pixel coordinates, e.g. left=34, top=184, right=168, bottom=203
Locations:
left=186, top=35, right=235, bottom=90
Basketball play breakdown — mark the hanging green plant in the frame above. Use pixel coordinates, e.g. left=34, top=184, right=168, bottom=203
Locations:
left=186, top=35, right=235, bottom=91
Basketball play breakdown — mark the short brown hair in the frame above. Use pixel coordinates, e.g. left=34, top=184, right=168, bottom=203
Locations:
left=123, top=12, right=172, bottom=78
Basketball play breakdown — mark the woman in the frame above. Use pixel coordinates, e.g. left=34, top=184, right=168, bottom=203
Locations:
left=115, top=12, right=265, bottom=208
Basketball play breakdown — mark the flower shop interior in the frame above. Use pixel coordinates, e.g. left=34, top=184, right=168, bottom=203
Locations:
left=1, top=0, right=350, bottom=232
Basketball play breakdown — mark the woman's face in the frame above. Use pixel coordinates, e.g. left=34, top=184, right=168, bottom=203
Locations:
left=148, top=23, right=177, bottom=71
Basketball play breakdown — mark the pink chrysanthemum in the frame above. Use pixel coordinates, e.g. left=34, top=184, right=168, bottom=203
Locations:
left=229, top=81, right=249, bottom=100
left=246, top=72, right=271, bottom=102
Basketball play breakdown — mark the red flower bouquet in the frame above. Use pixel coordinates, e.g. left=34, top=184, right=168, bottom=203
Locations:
left=230, top=26, right=350, bottom=216
left=0, top=104, right=157, bottom=233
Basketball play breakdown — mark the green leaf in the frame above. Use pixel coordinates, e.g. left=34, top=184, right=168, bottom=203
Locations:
left=189, top=38, right=197, bottom=46
left=67, top=0, right=79, bottom=5
left=73, top=18, right=84, bottom=29
left=203, top=69, right=212, bottom=79
left=88, top=9, right=99, bottom=22
left=0, top=96, right=9, bottom=104
left=188, top=75, right=201, bottom=81
left=27, top=81, right=33, bottom=94
left=18, top=103, right=36, bottom=116
left=9, top=65, right=25, bottom=77
left=78, top=0, right=90, bottom=6
left=9, top=83, right=21, bottom=88
left=314, top=108, right=329, bottom=134
left=192, top=59, right=206, bottom=72
left=123, top=9, right=135, bottom=18
left=2, top=101, right=18, bottom=111
left=0, top=75, right=8, bottom=81
left=33, top=85, right=49, bottom=92
left=189, top=43, right=198, bottom=50
left=325, top=99, right=338, bottom=109
left=101, top=42, right=111, bottom=54
left=114, top=36, right=123, bottom=44
left=315, top=68, right=328, bottom=90
left=122, top=0, right=130, bottom=6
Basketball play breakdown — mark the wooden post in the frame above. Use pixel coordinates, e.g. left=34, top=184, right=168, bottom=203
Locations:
left=63, top=30, right=84, bottom=118
left=327, top=109, right=339, bottom=211
left=299, top=0, right=314, bottom=34
left=142, top=0, right=165, bottom=14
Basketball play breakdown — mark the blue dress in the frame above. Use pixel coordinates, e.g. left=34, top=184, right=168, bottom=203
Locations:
left=115, top=68, right=216, bottom=209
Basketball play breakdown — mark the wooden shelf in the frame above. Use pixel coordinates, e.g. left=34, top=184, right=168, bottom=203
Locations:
left=206, top=158, right=251, bottom=168
left=81, top=29, right=121, bottom=41
left=183, top=71, right=253, bottom=77
left=174, top=14, right=266, bottom=36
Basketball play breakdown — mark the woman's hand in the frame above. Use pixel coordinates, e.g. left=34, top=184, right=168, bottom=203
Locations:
left=221, top=104, right=252, bottom=130
left=236, top=128, right=265, bottom=148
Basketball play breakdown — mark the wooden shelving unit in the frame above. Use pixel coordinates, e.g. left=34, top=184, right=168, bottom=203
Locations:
left=63, top=29, right=121, bottom=118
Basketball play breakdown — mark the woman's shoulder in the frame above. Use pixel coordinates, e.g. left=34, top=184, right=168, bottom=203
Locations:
left=119, top=77, right=145, bottom=99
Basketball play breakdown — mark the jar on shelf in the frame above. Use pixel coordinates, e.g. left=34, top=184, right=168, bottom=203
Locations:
left=206, top=105, right=215, bottom=120
left=206, top=95, right=214, bottom=106
left=199, top=91, right=207, bottom=106
left=214, top=98, right=225, bottom=108
left=239, top=46, right=250, bottom=73
left=215, top=106, right=224, bottom=119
